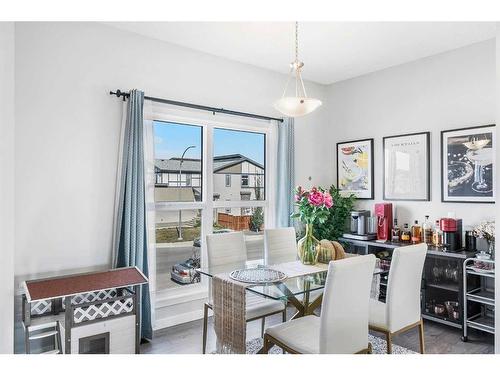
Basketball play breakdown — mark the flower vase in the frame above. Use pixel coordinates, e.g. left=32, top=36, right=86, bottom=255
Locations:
left=488, top=240, right=495, bottom=259
left=297, top=224, right=320, bottom=265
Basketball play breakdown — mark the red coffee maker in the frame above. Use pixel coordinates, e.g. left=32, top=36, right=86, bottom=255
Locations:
left=375, top=203, right=393, bottom=242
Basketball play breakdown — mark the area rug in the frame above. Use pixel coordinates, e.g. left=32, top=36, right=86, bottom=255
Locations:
left=244, top=335, right=418, bottom=354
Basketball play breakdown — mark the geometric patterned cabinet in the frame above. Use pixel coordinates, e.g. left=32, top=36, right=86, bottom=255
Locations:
left=22, top=267, right=148, bottom=354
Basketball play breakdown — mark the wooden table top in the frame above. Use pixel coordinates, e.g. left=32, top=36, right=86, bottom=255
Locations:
left=24, top=267, right=148, bottom=302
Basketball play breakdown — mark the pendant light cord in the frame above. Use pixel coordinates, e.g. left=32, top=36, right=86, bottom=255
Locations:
left=295, top=21, right=299, bottom=63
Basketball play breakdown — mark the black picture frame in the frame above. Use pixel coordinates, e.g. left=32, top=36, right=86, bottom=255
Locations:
left=336, top=138, right=374, bottom=200
left=383, top=131, right=431, bottom=201
left=441, top=124, right=496, bottom=204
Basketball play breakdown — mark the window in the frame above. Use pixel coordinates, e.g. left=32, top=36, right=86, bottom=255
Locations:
left=213, top=128, right=265, bottom=201
left=241, top=175, right=249, bottom=187
left=154, top=121, right=202, bottom=202
left=155, top=209, right=202, bottom=291
left=212, top=128, right=267, bottom=262
left=149, top=113, right=272, bottom=303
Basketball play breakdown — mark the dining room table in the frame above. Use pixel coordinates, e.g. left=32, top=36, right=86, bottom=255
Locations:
left=196, top=257, right=387, bottom=320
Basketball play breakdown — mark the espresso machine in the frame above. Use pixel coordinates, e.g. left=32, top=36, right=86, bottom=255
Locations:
left=343, top=210, right=377, bottom=240
left=375, top=203, right=393, bottom=242
left=440, top=217, right=463, bottom=251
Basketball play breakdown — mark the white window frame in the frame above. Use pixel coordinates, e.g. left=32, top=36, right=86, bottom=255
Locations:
left=145, top=104, right=277, bottom=309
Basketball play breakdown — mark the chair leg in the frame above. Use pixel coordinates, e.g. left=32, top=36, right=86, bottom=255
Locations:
left=418, top=320, right=425, bottom=354
left=261, top=317, right=266, bottom=338
left=282, top=309, right=287, bottom=322
left=262, top=334, right=270, bottom=354
left=385, top=332, right=392, bottom=354
left=367, top=342, right=372, bottom=354
left=202, top=303, right=209, bottom=354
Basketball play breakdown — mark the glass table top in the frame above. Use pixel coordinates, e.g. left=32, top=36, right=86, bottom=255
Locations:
left=196, top=259, right=387, bottom=301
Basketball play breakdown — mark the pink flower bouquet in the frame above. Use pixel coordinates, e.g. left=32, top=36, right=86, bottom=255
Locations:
left=292, top=186, right=333, bottom=225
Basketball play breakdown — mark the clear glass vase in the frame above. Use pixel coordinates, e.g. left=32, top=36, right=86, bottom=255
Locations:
left=297, top=224, right=320, bottom=265
left=488, top=240, right=495, bottom=259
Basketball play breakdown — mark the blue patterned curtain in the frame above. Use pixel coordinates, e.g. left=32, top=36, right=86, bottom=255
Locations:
left=275, top=117, right=295, bottom=227
left=113, top=89, right=153, bottom=340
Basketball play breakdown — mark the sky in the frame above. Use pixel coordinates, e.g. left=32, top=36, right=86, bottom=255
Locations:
left=153, top=121, right=265, bottom=164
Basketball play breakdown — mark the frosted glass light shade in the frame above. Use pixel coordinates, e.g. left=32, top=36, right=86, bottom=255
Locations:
left=274, top=96, right=322, bottom=117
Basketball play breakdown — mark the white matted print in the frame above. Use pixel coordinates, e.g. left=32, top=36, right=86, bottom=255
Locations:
left=383, top=132, right=430, bottom=201
left=336, top=139, right=374, bottom=199
left=441, top=124, right=496, bottom=203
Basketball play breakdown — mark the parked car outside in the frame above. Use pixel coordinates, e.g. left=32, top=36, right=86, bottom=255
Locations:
left=170, top=228, right=232, bottom=285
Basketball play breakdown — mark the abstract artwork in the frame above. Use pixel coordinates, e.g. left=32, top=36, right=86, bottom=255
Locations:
left=336, top=138, right=374, bottom=199
left=441, top=125, right=496, bottom=203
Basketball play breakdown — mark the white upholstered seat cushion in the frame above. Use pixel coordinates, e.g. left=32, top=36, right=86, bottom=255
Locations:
left=265, top=315, right=320, bottom=354
left=369, top=299, right=388, bottom=330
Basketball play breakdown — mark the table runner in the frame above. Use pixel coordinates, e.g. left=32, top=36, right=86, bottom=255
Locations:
left=212, top=273, right=247, bottom=354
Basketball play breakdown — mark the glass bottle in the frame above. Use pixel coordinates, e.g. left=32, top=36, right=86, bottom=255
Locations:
left=411, top=220, right=422, bottom=244
left=391, top=219, right=401, bottom=243
left=432, top=220, right=442, bottom=248
left=422, top=215, right=433, bottom=244
left=401, top=223, right=411, bottom=243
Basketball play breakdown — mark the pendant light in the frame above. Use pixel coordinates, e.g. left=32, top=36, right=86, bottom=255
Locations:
left=274, top=22, right=322, bottom=117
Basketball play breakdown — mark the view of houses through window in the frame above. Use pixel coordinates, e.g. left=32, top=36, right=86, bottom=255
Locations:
left=154, top=121, right=266, bottom=292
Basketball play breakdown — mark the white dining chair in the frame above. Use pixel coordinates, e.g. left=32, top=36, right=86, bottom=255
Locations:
left=369, top=243, right=427, bottom=354
left=202, top=231, right=286, bottom=354
left=262, top=254, right=377, bottom=354
left=264, top=227, right=323, bottom=314
left=264, top=227, right=298, bottom=265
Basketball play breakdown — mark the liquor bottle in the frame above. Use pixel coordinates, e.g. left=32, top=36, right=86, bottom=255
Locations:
left=422, top=215, right=433, bottom=244
left=432, top=220, right=442, bottom=247
left=401, top=223, right=411, bottom=243
left=411, top=220, right=422, bottom=244
left=391, top=219, right=401, bottom=242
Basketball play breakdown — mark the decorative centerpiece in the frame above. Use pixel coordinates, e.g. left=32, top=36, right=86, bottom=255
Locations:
left=473, top=220, right=495, bottom=260
left=292, top=186, right=332, bottom=265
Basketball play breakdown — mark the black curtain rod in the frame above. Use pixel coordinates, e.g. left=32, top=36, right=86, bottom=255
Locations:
left=109, top=89, right=284, bottom=123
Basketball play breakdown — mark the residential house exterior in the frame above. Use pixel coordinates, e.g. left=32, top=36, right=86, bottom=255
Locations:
left=154, top=154, right=264, bottom=227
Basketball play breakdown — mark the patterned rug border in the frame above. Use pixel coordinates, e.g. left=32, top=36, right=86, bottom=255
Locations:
left=213, top=334, right=418, bottom=354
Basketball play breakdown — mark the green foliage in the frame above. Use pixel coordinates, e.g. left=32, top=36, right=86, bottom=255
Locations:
left=250, top=207, right=264, bottom=232
left=313, top=185, right=356, bottom=241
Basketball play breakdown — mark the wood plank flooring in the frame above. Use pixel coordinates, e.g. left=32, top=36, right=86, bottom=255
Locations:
left=141, top=307, right=494, bottom=354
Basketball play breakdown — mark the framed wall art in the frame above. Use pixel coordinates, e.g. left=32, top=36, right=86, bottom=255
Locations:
left=383, top=132, right=430, bottom=201
left=336, top=138, right=374, bottom=199
left=441, top=124, right=496, bottom=203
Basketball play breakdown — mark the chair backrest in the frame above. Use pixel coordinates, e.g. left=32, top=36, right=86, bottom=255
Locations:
left=385, top=243, right=427, bottom=332
left=206, top=231, right=247, bottom=268
left=319, top=254, right=376, bottom=354
left=264, top=227, right=297, bottom=265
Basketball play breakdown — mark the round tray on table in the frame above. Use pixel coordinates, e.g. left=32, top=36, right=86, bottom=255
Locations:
left=229, top=268, right=287, bottom=284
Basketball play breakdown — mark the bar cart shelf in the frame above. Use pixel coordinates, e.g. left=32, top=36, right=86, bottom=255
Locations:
left=462, top=258, right=495, bottom=342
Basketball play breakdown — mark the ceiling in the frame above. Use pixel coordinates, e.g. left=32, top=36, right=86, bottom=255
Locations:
left=107, top=22, right=496, bottom=85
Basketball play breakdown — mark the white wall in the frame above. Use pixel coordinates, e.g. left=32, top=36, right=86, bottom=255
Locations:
left=326, top=40, right=496, bottom=228
left=14, top=22, right=328, bottom=279
left=0, top=22, right=15, bottom=353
